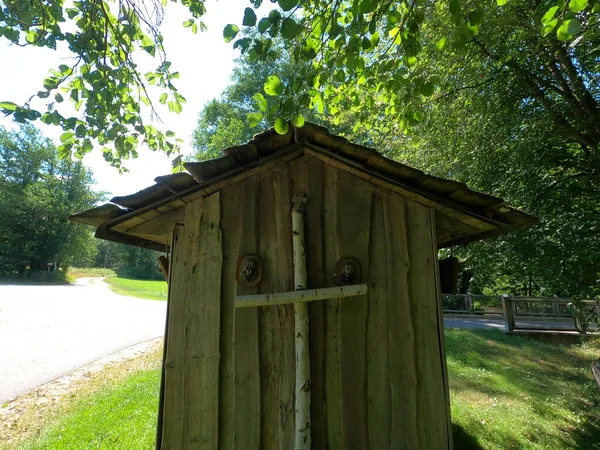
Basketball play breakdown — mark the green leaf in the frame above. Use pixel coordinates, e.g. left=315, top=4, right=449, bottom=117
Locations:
left=449, top=0, right=461, bottom=16
left=370, top=32, right=380, bottom=47
left=25, top=31, right=37, bottom=43
left=360, top=0, right=376, bottom=13
left=311, top=93, right=324, bottom=113
left=141, top=36, right=156, bottom=57
left=0, top=101, right=18, bottom=112
left=569, top=0, right=588, bottom=12
left=268, top=10, right=281, bottom=23
left=277, top=0, right=297, bottom=12
left=159, top=93, right=168, bottom=104
left=468, top=9, right=483, bottom=25
left=421, top=81, right=435, bottom=96
left=60, top=131, right=75, bottom=143
left=274, top=118, right=289, bottom=134
left=252, top=93, right=269, bottom=113
left=258, top=18, right=271, bottom=33
left=223, top=24, right=240, bottom=43
left=387, top=9, right=401, bottom=24
left=497, top=0, right=508, bottom=5
left=542, top=18, right=558, bottom=36
left=434, top=39, right=447, bottom=54
left=264, top=75, right=283, bottom=96
left=281, top=19, right=300, bottom=40
left=557, top=19, right=582, bottom=40
left=542, top=6, right=559, bottom=24
left=234, top=38, right=252, bottom=52
left=243, top=8, right=257, bottom=26
left=248, top=112, right=264, bottom=127
left=291, top=114, right=305, bottom=127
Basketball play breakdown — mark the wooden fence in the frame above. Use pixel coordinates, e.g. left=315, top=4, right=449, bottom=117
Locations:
left=443, top=294, right=600, bottom=333
left=501, top=295, right=600, bottom=333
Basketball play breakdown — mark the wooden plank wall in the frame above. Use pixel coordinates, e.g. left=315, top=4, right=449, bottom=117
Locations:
left=286, top=155, right=452, bottom=449
left=219, top=164, right=297, bottom=450
left=161, top=154, right=451, bottom=450
left=160, top=193, right=223, bottom=450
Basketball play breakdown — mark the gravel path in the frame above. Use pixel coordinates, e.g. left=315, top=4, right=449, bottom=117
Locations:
left=0, top=278, right=166, bottom=403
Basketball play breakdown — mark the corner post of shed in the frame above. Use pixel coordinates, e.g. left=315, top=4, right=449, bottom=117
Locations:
left=158, top=193, right=223, bottom=450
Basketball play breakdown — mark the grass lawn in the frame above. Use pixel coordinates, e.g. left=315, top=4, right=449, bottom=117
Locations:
left=448, top=329, right=600, bottom=449
left=4, top=329, right=599, bottom=449
left=104, top=277, right=168, bottom=301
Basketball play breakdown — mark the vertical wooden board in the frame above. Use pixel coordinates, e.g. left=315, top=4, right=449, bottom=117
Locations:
left=219, top=184, right=243, bottom=450
left=161, top=225, right=187, bottom=450
left=322, top=165, right=343, bottom=450
left=290, top=155, right=328, bottom=446
left=155, top=232, right=174, bottom=450
left=365, top=192, right=391, bottom=449
left=272, top=170, right=296, bottom=449
left=233, top=177, right=261, bottom=450
left=336, top=169, right=371, bottom=450
left=182, top=193, right=223, bottom=449
left=257, top=170, right=294, bottom=450
left=405, top=199, right=449, bottom=449
left=385, top=193, right=418, bottom=449
left=429, top=209, right=454, bottom=450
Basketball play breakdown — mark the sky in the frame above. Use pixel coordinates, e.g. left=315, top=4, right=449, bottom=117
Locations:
left=0, top=0, right=260, bottom=198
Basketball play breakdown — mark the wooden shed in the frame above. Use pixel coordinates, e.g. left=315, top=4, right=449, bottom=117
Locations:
left=71, top=123, right=536, bottom=450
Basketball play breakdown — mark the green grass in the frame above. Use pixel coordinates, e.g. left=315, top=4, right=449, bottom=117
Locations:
left=15, top=369, right=160, bottom=450
left=447, top=329, right=600, bottom=449
left=105, top=277, right=168, bottom=301
left=6, top=329, right=600, bottom=449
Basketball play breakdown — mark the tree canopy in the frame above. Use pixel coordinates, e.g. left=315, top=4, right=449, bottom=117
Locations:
left=2, top=0, right=597, bottom=167
left=0, top=125, right=100, bottom=276
left=193, top=0, right=600, bottom=298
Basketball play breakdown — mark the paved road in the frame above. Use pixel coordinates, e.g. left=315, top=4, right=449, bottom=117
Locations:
left=444, top=315, right=578, bottom=331
left=0, top=278, right=166, bottom=403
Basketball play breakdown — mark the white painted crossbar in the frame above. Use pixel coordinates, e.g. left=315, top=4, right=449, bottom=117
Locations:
left=234, top=284, right=368, bottom=308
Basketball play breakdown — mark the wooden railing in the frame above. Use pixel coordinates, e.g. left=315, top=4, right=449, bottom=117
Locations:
left=502, top=295, right=600, bottom=333
left=443, top=294, right=600, bottom=333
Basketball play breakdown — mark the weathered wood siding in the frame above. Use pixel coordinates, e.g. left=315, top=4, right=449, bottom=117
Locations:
left=160, top=193, right=223, bottom=450
left=160, top=154, right=451, bottom=449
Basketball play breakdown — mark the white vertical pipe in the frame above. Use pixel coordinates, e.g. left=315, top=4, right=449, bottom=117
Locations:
left=292, top=194, right=311, bottom=450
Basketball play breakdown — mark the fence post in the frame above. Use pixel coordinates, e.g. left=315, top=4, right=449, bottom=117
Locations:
left=502, top=294, right=515, bottom=332
left=466, top=293, right=474, bottom=314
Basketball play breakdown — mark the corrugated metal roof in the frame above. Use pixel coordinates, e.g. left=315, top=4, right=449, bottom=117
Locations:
left=69, top=122, right=536, bottom=250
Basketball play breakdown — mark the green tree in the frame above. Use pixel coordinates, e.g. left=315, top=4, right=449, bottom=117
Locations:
left=0, top=125, right=100, bottom=276
left=194, top=0, right=600, bottom=297
left=3, top=0, right=596, bottom=166
left=386, top=1, right=600, bottom=297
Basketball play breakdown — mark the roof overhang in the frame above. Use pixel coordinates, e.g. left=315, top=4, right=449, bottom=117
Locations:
left=70, top=123, right=537, bottom=251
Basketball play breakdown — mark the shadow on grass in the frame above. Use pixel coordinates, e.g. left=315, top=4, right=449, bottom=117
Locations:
left=446, top=328, right=600, bottom=449
left=452, top=423, right=484, bottom=449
